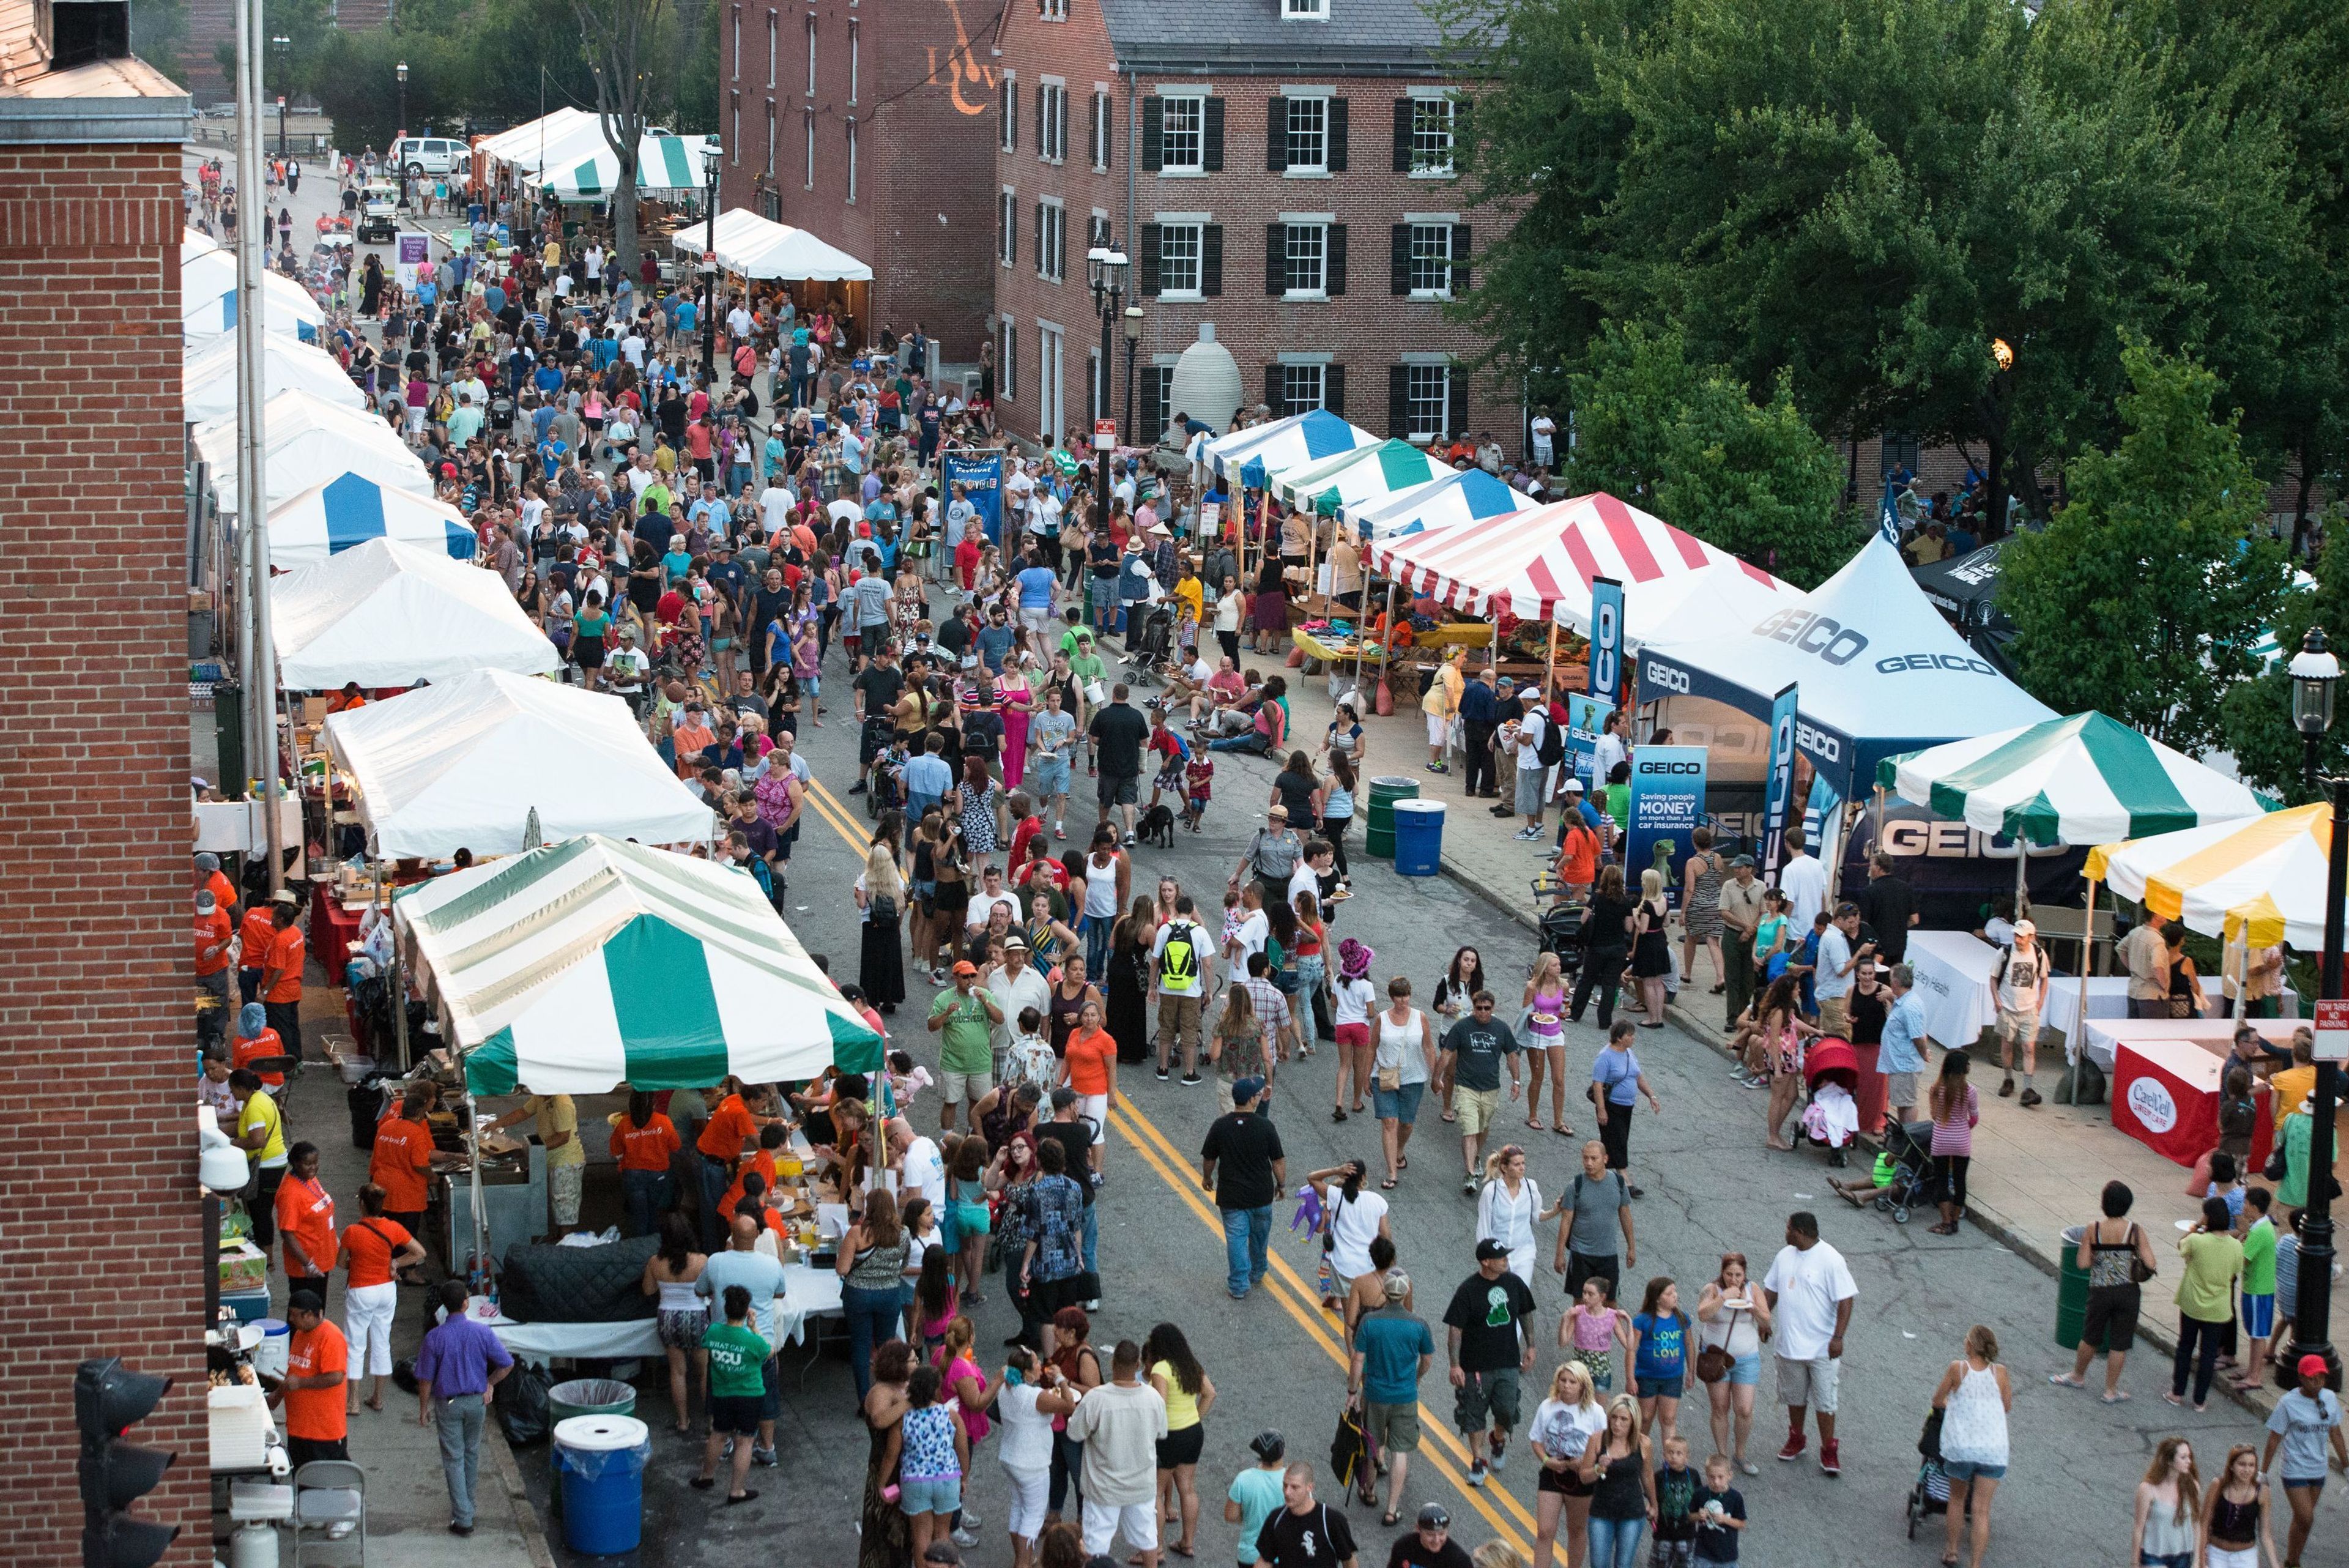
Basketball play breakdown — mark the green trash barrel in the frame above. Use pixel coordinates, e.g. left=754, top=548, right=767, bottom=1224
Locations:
left=1365, top=776, right=1420, bottom=860
left=549, top=1378, right=638, bottom=1505
left=2055, top=1225, right=2088, bottom=1350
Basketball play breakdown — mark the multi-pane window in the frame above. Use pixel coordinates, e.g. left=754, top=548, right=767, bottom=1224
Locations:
left=848, top=21, right=858, bottom=102
left=1283, top=223, right=1326, bottom=295
left=1281, top=363, right=1325, bottom=416
left=1160, top=95, right=1204, bottom=173
left=1038, top=0, right=1066, bottom=20
left=1000, top=77, right=1019, bottom=153
left=1089, top=213, right=1111, bottom=252
left=1092, top=88, right=1111, bottom=169
left=1409, top=223, right=1453, bottom=296
left=999, top=188, right=1017, bottom=266
left=1410, top=96, right=1454, bottom=176
left=1285, top=97, right=1326, bottom=173
left=1285, top=0, right=1326, bottom=15
left=1142, top=366, right=1176, bottom=440
left=1041, top=82, right=1066, bottom=162
left=1036, top=199, right=1066, bottom=283
left=1157, top=223, right=1203, bottom=296
left=1406, top=363, right=1451, bottom=440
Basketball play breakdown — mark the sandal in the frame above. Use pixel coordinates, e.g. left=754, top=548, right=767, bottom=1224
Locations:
left=1441, top=1110, right=1457, bottom=1123
left=1381, top=1511, right=1402, bottom=1528
left=1333, top=1107, right=1348, bottom=1123
left=1397, top=1155, right=1408, bottom=1170
left=1527, top=1118, right=1546, bottom=1132
left=1381, top=1178, right=1398, bottom=1190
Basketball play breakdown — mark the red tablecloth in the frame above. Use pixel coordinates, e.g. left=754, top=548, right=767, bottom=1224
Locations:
left=310, top=895, right=363, bottom=986
left=2112, top=1038, right=2274, bottom=1170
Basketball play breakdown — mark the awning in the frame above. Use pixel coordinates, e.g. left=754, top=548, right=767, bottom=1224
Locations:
left=272, top=538, right=560, bottom=689
left=267, top=473, right=477, bottom=568
left=545, top=135, right=712, bottom=202
left=1877, top=712, right=2267, bottom=847
left=395, top=834, right=883, bottom=1094
left=195, top=389, right=429, bottom=515
left=182, top=251, right=322, bottom=345
left=667, top=206, right=873, bottom=281
left=1365, top=491, right=1794, bottom=643
left=1199, top=410, right=1378, bottom=483
left=322, top=669, right=714, bottom=858
left=474, top=108, right=599, bottom=177
left=1270, top=438, right=1455, bottom=516
left=1349, top=467, right=1538, bottom=541
left=183, top=333, right=363, bottom=424
left=2086, top=803, right=2328, bottom=948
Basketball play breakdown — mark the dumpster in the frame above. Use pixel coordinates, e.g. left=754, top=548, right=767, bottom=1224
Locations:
left=1392, top=798, right=1445, bottom=877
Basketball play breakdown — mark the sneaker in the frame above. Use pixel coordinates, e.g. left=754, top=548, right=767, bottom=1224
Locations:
left=1776, top=1433, right=1806, bottom=1462
left=1055, top=823, right=1067, bottom=839
left=1998, top=1076, right=2016, bottom=1098
left=847, top=780, right=867, bottom=795
left=2018, top=1087, right=2042, bottom=1108
left=1181, top=1073, right=1203, bottom=1085
left=960, top=1512, right=982, bottom=1531
left=1466, top=1460, right=1488, bottom=1487
left=1488, top=804, right=1516, bottom=817
left=1818, top=1440, right=1841, bottom=1477
left=1157, top=1067, right=1171, bottom=1080
left=1486, top=1438, right=1508, bottom=1472
left=1463, top=1175, right=1479, bottom=1195
left=752, top=1446, right=778, bottom=1467
left=1514, top=827, right=1544, bottom=841
left=1123, top=832, right=1137, bottom=847
left=1742, top=1074, right=1771, bottom=1090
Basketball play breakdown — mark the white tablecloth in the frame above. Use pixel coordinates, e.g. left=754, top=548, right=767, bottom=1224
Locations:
left=2047, top=975, right=2225, bottom=1063
left=2078, top=1015, right=2303, bottom=1074
left=774, top=1263, right=844, bottom=1347
left=483, top=1263, right=845, bottom=1361
left=1904, top=931, right=1999, bottom=1049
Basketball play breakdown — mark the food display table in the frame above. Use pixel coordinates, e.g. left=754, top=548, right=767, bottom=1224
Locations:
left=308, top=893, right=365, bottom=984
left=2111, top=1037, right=2276, bottom=1169
left=1293, top=628, right=1379, bottom=665
left=1904, top=930, right=2000, bottom=1050
left=2077, top=1016, right=2303, bottom=1074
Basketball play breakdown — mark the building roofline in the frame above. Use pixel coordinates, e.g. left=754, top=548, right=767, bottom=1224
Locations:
left=1115, top=48, right=1459, bottom=76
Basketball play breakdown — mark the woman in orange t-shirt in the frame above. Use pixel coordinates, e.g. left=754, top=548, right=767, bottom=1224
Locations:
left=338, top=1183, right=425, bottom=1413
left=1059, top=1001, right=1118, bottom=1140
left=692, top=1078, right=775, bottom=1249
left=231, top=1003, right=286, bottom=1087
left=609, top=1090, right=682, bottom=1238
left=273, top=1142, right=336, bottom=1299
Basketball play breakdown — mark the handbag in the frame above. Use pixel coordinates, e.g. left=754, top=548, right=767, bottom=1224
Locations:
left=1695, top=1309, right=1740, bottom=1385
left=2127, top=1224, right=2157, bottom=1285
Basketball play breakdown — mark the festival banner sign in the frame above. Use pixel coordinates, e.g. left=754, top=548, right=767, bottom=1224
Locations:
left=1759, top=682, right=1800, bottom=879
left=1565, top=694, right=1612, bottom=789
left=943, top=452, right=1004, bottom=546
left=1588, top=576, right=1625, bottom=708
left=1626, top=745, right=1709, bottom=908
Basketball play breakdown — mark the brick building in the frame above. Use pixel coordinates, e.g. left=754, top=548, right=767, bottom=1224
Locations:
left=718, top=0, right=998, bottom=361
left=0, top=2, right=204, bottom=1562
left=984, top=0, right=1515, bottom=455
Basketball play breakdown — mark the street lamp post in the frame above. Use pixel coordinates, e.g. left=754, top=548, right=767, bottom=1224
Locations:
left=1123, top=303, right=1144, bottom=447
left=395, top=61, right=410, bottom=207
left=700, top=139, right=723, bottom=384
left=270, top=36, right=289, bottom=158
left=1086, top=242, right=1129, bottom=517
left=2288, top=625, right=2345, bottom=1389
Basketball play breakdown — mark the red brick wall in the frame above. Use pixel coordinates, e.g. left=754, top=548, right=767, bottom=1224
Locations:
left=0, top=143, right=211, bottom=1566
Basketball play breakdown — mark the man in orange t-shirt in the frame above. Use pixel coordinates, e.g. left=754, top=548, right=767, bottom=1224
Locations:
left=692, top=1081, right=776, bottom=1249
left=369, top=1087, right=437, bottom=1241
left=274, top=1290, right=351, bottom=1468
left=237, top=901, right=276, bottom=1006
left=718, top=1123, right=789, bottom=1225
left=261, top=891, right=308, bottom=1061
left=609, top=1097, right=681, bottom=1238
left=194, top=889, right=235, bottom=1038
left=195, top=851, right=239, bottom=923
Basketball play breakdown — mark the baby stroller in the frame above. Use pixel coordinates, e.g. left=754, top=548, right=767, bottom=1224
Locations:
left=864, top=738, right=908, bottom=820
left=1122, top=603, right=1176, bottom=685
left=1906, top=1408, right=1954, bottom=1537
left=1798, top=1037, right=1861, bottom=1167
left=1874, top=1119, right=1940, bottom=1225
left=1528, top=873, right=1587, bottom=982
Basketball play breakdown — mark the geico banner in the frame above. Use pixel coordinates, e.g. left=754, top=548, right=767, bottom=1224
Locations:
left=1626, top=745, right=1709, bottom=909
left=1843, top=795, right=2085, bottom=931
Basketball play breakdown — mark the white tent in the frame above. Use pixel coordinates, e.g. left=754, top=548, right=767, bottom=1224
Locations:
left=183, top=226, right=220, bottom=263
left=267, top=474, right=478, bottom=569
left=547, top=134, right=714, bottom=203
left=323, top=670, right=714, bottom=858
left=1636, top=535, right=2057, bottom=792
left=184, top=334, right=363, bottom=424
left=181, top=250, right=324, bottom=346
left=669, top=206, right=872, bottom=282
left=195, top=389, right=429, bottom=515
left=272, top=539, right=560, bottom=689
left=475, top=107, right=598, bottom=177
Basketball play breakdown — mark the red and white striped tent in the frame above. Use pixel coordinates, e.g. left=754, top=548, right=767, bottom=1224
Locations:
left=1362, top=492, right=1795, bottom=645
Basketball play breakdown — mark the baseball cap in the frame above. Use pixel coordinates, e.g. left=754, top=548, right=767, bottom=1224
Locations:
left=196, top=890, right=217, bottom=913
left=952, top=960, right=979, bottom=978
left=1417, top=1506, right=1450, bottom=1529
left=1560, top=778, right=1584, bottom=793
left=1384, top=1270, right=1411, bottom=1301
left=1731, top=853, right=1756, bottom=868
left=1231, top=1074, right=1266, bottom=1104
left=1475, top=1238, right=1510, bottom=1262
left=2299, top=1353, right=2331, bottom=1379
left=2013, top=918, right=2036, bottom=937
left=271, top=889, right=298, bottom=907
left=1518, top=688, right=1540, bottom=702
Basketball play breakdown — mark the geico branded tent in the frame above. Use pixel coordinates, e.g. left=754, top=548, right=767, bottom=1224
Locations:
left=272, top=538, right=560, bottom=689
left=267, top=474, right=478, bottom=568
left=1637, top=535, right=2056, bottom=790
left=195, top=390, right=429, bottom=516
left=396, top=834, right=885, bottom=1094
left=183, top=333, right=363, bottom=425
left=323, top=670, right=713, bottom=858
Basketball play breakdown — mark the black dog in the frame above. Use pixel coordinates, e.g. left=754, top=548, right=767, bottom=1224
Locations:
left=1137, top=803, right=1177, bottom=849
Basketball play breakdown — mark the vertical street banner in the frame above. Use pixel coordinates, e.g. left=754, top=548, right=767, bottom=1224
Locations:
left=1565, top=694, right=1612, bottom=789
left=1760, top=681, right=1800, bottom=878
left=944, top=452, right=1003, bottom=546
left=1626, top=745, right=1709, bottom=908
left=1879, top=478, right=1903, bottom=543
left=395, top=231, right=430, bottom=291
left=1588, top=576, right=1625, bottom=708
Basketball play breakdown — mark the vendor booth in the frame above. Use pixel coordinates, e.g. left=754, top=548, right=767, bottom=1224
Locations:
left=195, top=390, right=430, bottom=516
left=183, top=335, right=362, bottom=424
left=2088, top=803, right=2335, bottom=953
left=1198, top=409, right=1378, bottom=483
left=271, top=538, right=561, bottom=688
left=544, top=133, right=713, bottom=203
left=181, top=250, right=323, bottom=346
left=266, top=472, right=477, bottom=568
left=473, top=107, right=599, bottom=180
left=665, top=204, right=874, bottom=353
left=1349, top=466, right=1537, bottom=540
left=322, top=670, right=714, bottom=859
left=1271, top=437, right=1455, bottom=516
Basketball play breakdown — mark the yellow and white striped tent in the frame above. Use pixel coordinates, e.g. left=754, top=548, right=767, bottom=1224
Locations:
left=2087, top=801, right=2330, bottom=948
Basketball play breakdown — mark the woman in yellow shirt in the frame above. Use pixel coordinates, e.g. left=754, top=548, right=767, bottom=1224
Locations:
left=1146, top=1321, right=1218, bottom=1557
left=1422, top=647, right=1464, bottom=775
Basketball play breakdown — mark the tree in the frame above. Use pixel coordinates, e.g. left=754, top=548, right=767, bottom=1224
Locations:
left=573, top=0, right=669, bottom=282
left=130, top=0, right=188, bottom=85
left=2000, top=341, right=2288, bottom=753
left=2219, top=519, right=2349, bottom=803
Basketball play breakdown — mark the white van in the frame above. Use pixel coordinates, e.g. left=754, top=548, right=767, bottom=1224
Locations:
left=390, top=136, right=470, bottom=179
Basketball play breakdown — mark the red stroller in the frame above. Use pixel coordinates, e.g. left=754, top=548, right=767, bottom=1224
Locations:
left=1801, top=1037, right=1861, bottom=1168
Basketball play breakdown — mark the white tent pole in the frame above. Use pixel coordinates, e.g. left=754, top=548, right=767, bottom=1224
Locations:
left=2073, top=877, right=2098, bottom=1065
left=2014, top=838, right=2030, bottom=919
left=2231, top=923, right=2247, bottom=1022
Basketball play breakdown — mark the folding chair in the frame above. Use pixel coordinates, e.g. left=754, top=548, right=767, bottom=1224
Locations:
left=291, top=1458, right=365, bottom=1566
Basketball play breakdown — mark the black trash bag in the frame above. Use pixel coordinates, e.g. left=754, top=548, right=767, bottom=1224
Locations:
left=392, top=1356, right=420, bottom=1396
left=496, top=1358, right=553, bottom=1446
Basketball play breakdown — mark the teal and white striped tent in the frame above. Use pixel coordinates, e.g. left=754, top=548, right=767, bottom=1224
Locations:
left=396, top=834, right=883, bottom=1094
left=543, top=135, right=713, bottom=203
left=1268, top=437, right=1457, bottom=516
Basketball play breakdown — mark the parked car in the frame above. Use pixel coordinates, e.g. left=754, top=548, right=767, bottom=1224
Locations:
left=390, top=135, right=470, bottom=179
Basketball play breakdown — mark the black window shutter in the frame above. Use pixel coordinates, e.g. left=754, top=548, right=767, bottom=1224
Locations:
left=1325, top=364, right=1346, bottom=417
left=1006, top=198, right=1016, bottom=261
left=1266, top=363, right=1283, bottom=414
left=1058, top=89, right=1069, bottom=160
left=1451, top=223, right=1471, bottom=293
left=1037, top=89, right=1046, bottom=155
left=1327, top=224, right=1347, bottom=295
left=1391, top=97, right=1412, bottom=171
left=1266, top=223, right=1285, bottom=296
left=1140, top=223, right=1162, bottom=297
left=1387, top=366, right=1409, bottom=438
left=1390, top=224, right=1411, bottom=295
left=1201, top=223, right=1223, bottom=295
left=1141, top=97, right=1163, bottom=171
left=1203, top=97, right=1225, bottom=171
left=1448, top=370, right=1468, bottom=439
left=1329, top=97, right=1349, bottom=172
left=1034, top=201, right=1045, bottom=273
left=1266, top=96, right=1288, bottom=172
left=1054, top=210, right=1064, bottom=280
left=1010, top=82, right=1020, bottom=149
left=1088, top=92, right=1100, bottom=167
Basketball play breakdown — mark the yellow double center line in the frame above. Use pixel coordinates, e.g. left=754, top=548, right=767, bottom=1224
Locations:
left=796, top=774, right=1536, bottom=1550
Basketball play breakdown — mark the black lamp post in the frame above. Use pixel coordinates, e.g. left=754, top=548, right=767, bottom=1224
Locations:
left=1086, top=240, right=1129, bottom=515
left=271, top=36, right=290, bottom=159
left=1123, top=303, right=1143, bottom=447
left=395, top=61, right=410, bottom=207
left=2288, top=624, right=2345, bottom=1389
left=700, top=138, right=723, bottom=383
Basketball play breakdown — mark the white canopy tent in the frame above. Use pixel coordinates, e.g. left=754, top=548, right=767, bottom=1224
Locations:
left=474, top=108, right=598, bottom=178
left=195, top=390, right=429, bottom=516
left=669, top=206, right=873, bottom=281
left=272, top=539, right=561, bottom=689
left=546, top=134, right=714, bottom=203
left=266, top=474, right=478, bottom=569
left=181, top=249, right=324, bottom=346
left=322, top=670, right=714, bottom=858
left=183, top=334, right=362, bottom=424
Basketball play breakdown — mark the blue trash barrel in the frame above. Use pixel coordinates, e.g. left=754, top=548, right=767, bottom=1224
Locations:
left=554, top=1414, right=651, bottom=1555
left=1392, top=798, right=1445, bottom=876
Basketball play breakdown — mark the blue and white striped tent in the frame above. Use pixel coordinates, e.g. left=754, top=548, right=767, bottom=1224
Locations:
left=1199, top=409, right=1378, bottom=483
left=267, top=474, right=477, bottom=570
left=1345, top=465, right=1537, bottom=540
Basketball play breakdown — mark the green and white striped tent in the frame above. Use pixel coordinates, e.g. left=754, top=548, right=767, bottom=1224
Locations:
left=1269, top=437, right=1456, bottom=518
left=544, top=135, right=713, bottom=203
left=396, top=833, right=881, bottom=1095
left=1876, top=711, right=2267, bottom=848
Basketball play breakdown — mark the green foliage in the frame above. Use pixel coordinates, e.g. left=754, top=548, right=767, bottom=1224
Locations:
left=2220, top=516, right=2349, bottom=803
left=2000, top=341, right=2288, bottom=753
left=130, top=0, right=188, bottom=84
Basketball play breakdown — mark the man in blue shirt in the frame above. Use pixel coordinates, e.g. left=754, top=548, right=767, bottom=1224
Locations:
left=1877, top=963, right=1932, bottom=1127
left=1458, top=668, right=1502, bottom=798
left=902, top=733, right=955, bottom=823
left=975, top=604, right=1017, bottom=674
left=414, top=1280, right=514, bottom=1536
left=1349, top=1271, right=1434, bottom=1518
left=1015, top=552, right=1059, bottom=639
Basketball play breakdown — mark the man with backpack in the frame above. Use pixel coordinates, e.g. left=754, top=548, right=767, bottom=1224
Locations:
left=1511, top=689, right=1557, bottom=841
left=1991, top=918, right=2049, bottom=1107
left=1153, top=895, right=1215, bottom=1085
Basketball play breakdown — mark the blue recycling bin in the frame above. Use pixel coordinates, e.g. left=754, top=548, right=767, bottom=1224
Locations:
left=555, top=1414, right=651, bottom=1555
left=1392, top=798, right=1445, bottom=876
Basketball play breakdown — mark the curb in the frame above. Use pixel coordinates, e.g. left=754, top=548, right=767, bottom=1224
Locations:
left=489, top=1421, right=560, bottom=1568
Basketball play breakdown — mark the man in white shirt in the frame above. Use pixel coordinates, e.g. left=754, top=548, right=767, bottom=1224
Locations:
left=1512, top=691, right=1549, bottom=840
left=962, top=863, right=1022, bottom=934
left=887, top=1117, right=949, bottom=1217
left=1812, top=902, right=1866, bottom=1038
left=620, top=329, right=647, bottom=369
left=1068, top=1340, right=1171, bottom=1562
left=758, top=478, right=795, bottom=536
left=1992, top=918, right=2049, bottom=1107
left=1530, top=410, right=1557, bottom=469
left=1592, top=709, right=1628, bottom=786
left=1776, top=827, right=1828, bottom=932
left=984, top=936, right=1052, bottom=1083
left=725, top=300, right=754, bottom=341
left=1761, top=1210, right=1857, bottom=1476
left=1223, top=883, right=1269, bottom=967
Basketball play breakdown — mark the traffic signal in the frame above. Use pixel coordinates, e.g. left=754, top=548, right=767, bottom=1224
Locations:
left=74, top=1357, right=179, bottom=1568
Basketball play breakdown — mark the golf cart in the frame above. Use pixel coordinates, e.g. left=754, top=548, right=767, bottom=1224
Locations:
left=355, top=182, right=399, bottom=244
